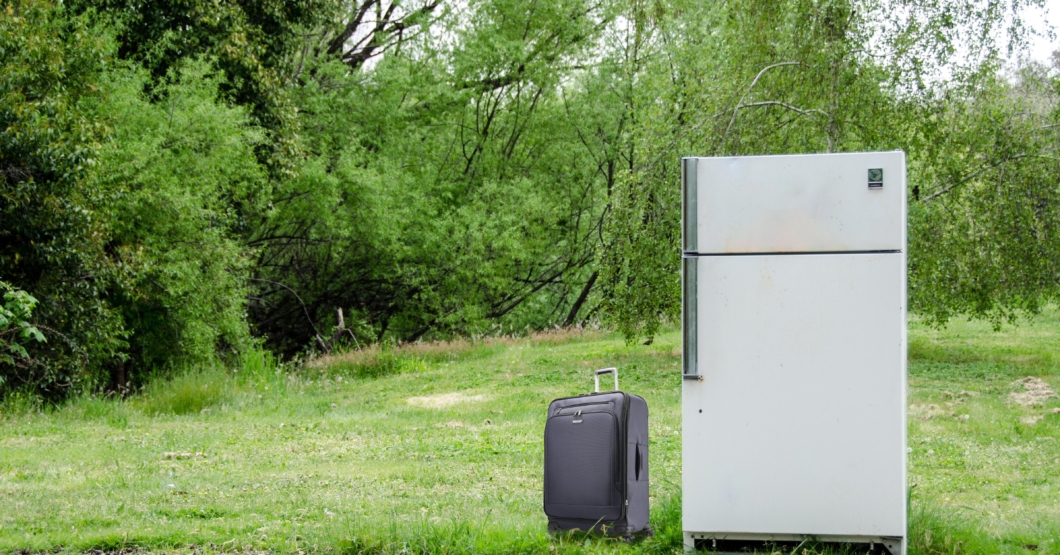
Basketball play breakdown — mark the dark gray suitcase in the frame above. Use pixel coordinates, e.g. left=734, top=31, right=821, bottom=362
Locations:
left=543, top=367, right=650, bottom=538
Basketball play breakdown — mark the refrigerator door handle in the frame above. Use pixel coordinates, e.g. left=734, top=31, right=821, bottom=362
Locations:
left=683, top=256, right=698, bottom=380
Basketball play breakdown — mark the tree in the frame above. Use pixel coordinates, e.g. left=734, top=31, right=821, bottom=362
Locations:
left=67, top=0, right=333, bottom=173
left=908, top=60, right=1060, bottom=326
left=598, top=0, right=1053, bottom=342
left=248, top=0, right=618, bottom=352
left=2, top=1, right=267, bottom=397
left=0, top=1, right=125, bottom=396
left=89, top=59, right=263, bottom=380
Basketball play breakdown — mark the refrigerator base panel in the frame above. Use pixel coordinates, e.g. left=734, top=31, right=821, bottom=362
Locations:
left=683, top=532, right=905, bottom=555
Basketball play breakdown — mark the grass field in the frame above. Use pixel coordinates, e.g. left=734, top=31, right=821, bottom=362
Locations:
left=2, top=310, right=1060, bottom=554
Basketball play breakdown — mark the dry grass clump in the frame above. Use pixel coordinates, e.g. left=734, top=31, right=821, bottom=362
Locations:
left=1009, top=376, right=1058, bottom=407
left=910, top=403, right=949, bottom=421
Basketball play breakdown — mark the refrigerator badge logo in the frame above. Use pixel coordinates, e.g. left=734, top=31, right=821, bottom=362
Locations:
left=868, top=168, right=883, bottom=189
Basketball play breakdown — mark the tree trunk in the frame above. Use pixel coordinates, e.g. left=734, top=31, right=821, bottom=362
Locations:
left=563, top=271, right=598, bottom=327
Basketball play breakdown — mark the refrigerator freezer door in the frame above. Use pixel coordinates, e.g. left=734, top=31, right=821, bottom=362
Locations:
left=687, top=152, right=905, bottom=254
left=682, top=252, right=906, bottom=537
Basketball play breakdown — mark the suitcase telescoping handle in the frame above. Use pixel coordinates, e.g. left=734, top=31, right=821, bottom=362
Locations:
left=594, top=367, right=618, bottom=392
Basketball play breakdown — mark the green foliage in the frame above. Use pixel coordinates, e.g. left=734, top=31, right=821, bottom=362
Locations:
left=67, top=0, right=334, bottom=173
left=0, top=0, right=128, bottom=396
left=598, top=0, right=1060, bottom=343
left=250, top=0, right=615, bottom=352
left=601, top=0, right=887, bottom=340
left=90, top=58, right=262, bottom=373
left=907, top=63, right=1060, bottom=327
left=2, top=2, right=262, bottom=398
left=0, top=281, right=45, bottom=371
left=4, top=0, right=1060, bottom=396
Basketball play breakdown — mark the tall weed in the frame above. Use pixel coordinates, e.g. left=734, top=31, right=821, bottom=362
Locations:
left=908, top=502, right=990, bottom=555
left=312, top=345, right=426, bottom=380
left=136, top=368, right=229, bottom=415
left=237, top=348, right=284, bottom=386
left=0, top=390, right=41, bottom=417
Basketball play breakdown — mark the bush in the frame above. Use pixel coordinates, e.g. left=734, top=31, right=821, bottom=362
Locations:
left=0, top=281, right=45, bottom=374
left=0, top=1, right=125, bottom=397
left=1, top=2, right=263, bottom=399
left=89, top=58, right=263, bottom=378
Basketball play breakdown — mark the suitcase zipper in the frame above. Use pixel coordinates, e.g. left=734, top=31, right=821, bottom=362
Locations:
left=553, top=401, right=613, bottom=416
left=545, top=409, right=612, bottom=422
left=548, top=391, right=622, bottom=404
left=620, top=392, right=630, bottom=520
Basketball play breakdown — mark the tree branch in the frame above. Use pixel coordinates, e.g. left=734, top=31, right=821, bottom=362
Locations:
left=249, top=278, right=328, bottom=352
left=724, top=62, right=803, bottom=139
left=562, top=270, right=598, bottom=327
left=921, top=153, right=1037, bottom=203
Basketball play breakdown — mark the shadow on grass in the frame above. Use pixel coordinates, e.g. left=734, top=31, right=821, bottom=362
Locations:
left=909, top=339, right=1057, bottom=371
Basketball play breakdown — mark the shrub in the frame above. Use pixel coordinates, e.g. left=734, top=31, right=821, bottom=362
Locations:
left=0, top=2, right=127, bottom=398
left=1, top=2, right=263, bottom=399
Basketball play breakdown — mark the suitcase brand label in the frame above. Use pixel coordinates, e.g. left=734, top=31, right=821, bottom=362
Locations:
left=572, top=419, right=583, bottom=424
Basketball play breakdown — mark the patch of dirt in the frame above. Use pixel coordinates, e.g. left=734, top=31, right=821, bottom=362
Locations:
left=435, top=421, right=464, bottom=428
left=1008, top=377, right=1058, bottom=407
left=909, top=403, right=949, bottom=421
left=407, top=392, right=486, bottom=409
left=1021, top=415, right=1044, bottom=425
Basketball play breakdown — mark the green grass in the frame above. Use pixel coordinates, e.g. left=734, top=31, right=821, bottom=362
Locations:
left=2, top=311, right=1060, bottom=554
left=906, top=311, right=1060, bottom=555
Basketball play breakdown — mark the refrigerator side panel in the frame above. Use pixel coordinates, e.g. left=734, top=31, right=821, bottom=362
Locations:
left=900, top=157, right=909, bottom=540
left=683, top=253, right=906, bottom=537
left=693, top=151, right=905, bottom=254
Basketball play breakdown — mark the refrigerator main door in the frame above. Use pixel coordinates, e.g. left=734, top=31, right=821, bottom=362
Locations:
left=682, top=252, right=906, bottom=537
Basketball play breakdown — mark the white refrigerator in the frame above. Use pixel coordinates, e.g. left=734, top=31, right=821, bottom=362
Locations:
left=681, top=152, right=907, bottom=555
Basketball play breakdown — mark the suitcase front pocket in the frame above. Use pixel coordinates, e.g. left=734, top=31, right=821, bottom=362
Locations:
left=544, top=411, right=617, bottom=510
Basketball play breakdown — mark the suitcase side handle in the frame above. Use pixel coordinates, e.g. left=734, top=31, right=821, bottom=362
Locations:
left=594, top=367, right=618, bottom=392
